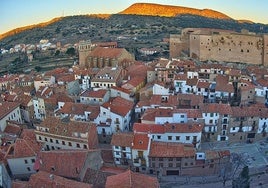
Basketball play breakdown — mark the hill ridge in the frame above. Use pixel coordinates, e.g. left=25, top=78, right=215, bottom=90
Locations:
left=119, top=3, right=231, bottom=20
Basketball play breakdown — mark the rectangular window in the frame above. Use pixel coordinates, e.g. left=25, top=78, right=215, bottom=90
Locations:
left=50, top=139, right=53, bottom=143
left=168, top=158, right=173, bottom=161
left=76, top=143, right=80, bottom=148
left=210, top=113, right=214, bottom=117
left=56, top=140, right=59, bottom=144
left=68, top=142, right=72, bottom=146
left=168, top=136, right=172, bottom=140
left=27, top=167, right=31, bottom=171
left=24, top=159, right=28, bottom=164
left=176, top=136, right=180, bottom=140
left=186, top=136, right=190, bottom=140
left=62, top=141, right=65, bottom=145
left=157, top=135, right=161, bottom=139
left=159, top=158, right=163, bottom=161
left=31, top=159, right=35, bottom=163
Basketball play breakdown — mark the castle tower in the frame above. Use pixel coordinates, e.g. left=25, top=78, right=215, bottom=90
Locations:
left=78, top=40, right=92, bottom=68
left=169, top=34, right=181, bottom=59
left=263, top=34, right=268, bottom=67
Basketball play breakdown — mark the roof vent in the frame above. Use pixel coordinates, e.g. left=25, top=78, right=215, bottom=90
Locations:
left=49, top=174, right=54, bottom=180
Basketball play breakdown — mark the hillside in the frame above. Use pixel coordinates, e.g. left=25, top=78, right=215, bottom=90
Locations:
left=0, top=17, right=63, bottom=41
left=119, top=3, right=231, bottom=20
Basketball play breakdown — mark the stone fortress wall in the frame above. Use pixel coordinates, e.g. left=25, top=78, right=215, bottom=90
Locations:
left=170, top=28, right=268, bottom=66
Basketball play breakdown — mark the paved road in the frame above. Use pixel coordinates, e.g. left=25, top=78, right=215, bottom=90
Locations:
left=200, top=140, right=268, bottom=169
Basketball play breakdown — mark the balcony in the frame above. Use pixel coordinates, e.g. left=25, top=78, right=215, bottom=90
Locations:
left=133, top=157, right=146, bottom=166
left=114, top=120, right=120, bottom=124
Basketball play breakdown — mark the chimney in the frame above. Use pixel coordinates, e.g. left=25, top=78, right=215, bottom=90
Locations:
left=49, top=174, right=54, bottom=181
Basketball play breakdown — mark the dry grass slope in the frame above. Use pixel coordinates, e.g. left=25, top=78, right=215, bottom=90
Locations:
left=0, top=17, right=63, bottom=40
left=119, top=3, right=231, bottom=20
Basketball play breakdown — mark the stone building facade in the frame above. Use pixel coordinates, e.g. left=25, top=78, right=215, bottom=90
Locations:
left=78, top=40, right=134, bottom=68
left=170, top=28, right=268, bottom=66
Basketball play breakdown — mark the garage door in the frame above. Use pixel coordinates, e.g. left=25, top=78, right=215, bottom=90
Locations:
left=167, top=170, right=179, bottom=175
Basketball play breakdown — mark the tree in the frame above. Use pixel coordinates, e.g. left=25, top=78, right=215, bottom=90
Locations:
left=34, top=66, right=42, bottom=72
left=66, top=47, right=76, bottom=57
left=232, top=166, right=250, bottom=188
left=54, top=49, right=60, bottom=56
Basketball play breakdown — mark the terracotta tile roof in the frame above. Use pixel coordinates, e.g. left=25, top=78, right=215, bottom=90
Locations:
left=37, top=117, right=97, bottom=138
left=81, top=89, right=108, bottom=98
left=4, top=94, right=17, bottom=102
left=101, top=150, right=114, bottom=164
left=257, top=78, right=268, bottom=87
left=174, top=109, right=203, bottom=118
left=111, top=132, right=134, bottom=147
left=126, top=64, right=148, bottom=78
left=96, top=41, right=118, bottom=47
left=164, top=123, right=203, bottom=133
left=72, top=66, right=97, bottom=77
left=105, top=170, right=159, bottom=188
left=59, top=102, right=100, bottom=118
left=226, top=68, right=241, bottom=77
left=57, top=74, right=75, bottom=83
left=102, top=97, right=134, bottom=117
left=111, top=86, right=132, bottom=94
left=54, top=92, right=74, bottom=103
left=6, top=137, right=42, bottom=158
left=136, top=99, right=151, bottom=108
left=174, top=73, right=187, bottom=80
left=28, top=170, right=92, bottom=188
left=132, top=133, right=150, bottom=150
left=89, top=47, right=124, bottom=58
left=17, top=94, right=32, bottom=106
left=91, top=66, right=122, bottom=82
left=20, top=129, right=37, bottom=140
left=133, top=123, right=165, bottom=134
left=4, top=122, right=22, bottom=135
left=44, top=67, right=69, bottom=77
left=141, top=108, right=173, bottom=122
left=12, top=181, right=28, bottom=188
left=122, top=76, right=144, bottom=89
left=149, top=94, right=203, bottom=109
left=36, top=150, right=88, bottom=179
left=197, top=80, right=210, bottom=88
left=133, top=122, right=203, bottom=134
left=215, top=75, right=234, bottom=93
left=201, top=103, right=232, bottom=115
left=149, top=141, right=195, bottom=158
left=186, top=78, right=198, bottom=86
left=231, top=106, right=268, bottom=117
left=0, top=101, right=20, bottom=121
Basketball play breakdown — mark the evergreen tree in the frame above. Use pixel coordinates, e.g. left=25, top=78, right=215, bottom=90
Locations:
left=232, top=166, right=250, bottom=188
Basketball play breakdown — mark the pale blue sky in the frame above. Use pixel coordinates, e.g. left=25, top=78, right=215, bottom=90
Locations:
left=0, top=0, right=267, bottom=34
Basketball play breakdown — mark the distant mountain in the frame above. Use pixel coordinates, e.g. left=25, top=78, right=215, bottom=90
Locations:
left=119, top=3, right=231, bottom=20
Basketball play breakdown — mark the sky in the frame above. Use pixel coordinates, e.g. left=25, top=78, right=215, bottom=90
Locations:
left=1, top=0, right=267, bottom=34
